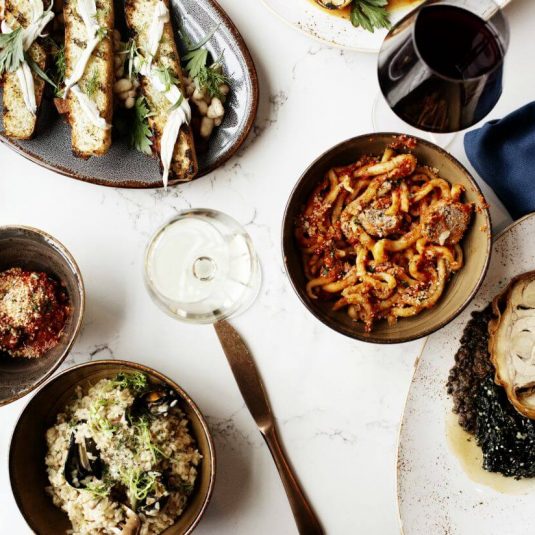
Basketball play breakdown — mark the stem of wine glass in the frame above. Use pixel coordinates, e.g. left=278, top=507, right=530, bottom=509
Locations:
left=192, top=256, right=217, bottom=282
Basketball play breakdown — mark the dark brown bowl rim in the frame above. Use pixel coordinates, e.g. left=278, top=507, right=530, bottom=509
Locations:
left=281, top=132, right=492, bottom=344
left=9, top=359, right=216, bottom=535
left=0, top=225, right=85, bottom=406
left=0, top=0, right=259, bottom=189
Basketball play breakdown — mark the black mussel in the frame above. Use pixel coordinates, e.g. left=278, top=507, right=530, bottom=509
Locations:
left=138, top=493, right=169, bottom=517
left=130, top=388, right=179, bottom=418
left=64, top=431, right=103, bottom=488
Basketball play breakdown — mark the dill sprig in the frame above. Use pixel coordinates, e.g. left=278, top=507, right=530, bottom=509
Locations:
left=0, top=27, right=25, bottom=74
left=84, top=68, right=99, bottom=99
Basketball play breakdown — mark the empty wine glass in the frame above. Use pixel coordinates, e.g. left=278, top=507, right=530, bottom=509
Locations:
left=144, top=209, right=261, bottom=324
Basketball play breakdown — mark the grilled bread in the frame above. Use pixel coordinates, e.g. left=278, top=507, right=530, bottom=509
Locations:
left=63, top=0, right=114, bottom=158
left=125, top=0, right=197, bottom=183
left=1, top=0, right=48, bottom=140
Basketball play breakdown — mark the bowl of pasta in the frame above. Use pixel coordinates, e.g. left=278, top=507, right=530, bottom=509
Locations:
left=282, top=133, right=491, bottom=343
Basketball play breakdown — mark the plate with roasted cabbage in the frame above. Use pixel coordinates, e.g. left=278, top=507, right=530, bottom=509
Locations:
left=398, top=212, right=535, bottom=534
left=0, top=0, right=258, bottom=188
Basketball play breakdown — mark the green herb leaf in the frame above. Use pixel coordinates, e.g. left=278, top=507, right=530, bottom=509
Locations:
left=154, top=65, right=178, bottom=92
left=195, top=63, right=229, bottom=98
left=183, top=47, right=208, bottom=81
left=186, top=25, right=220, bottom=52
left=350, top=0, right=391, bottom=33
left=0, top=27, right=25, bottom=74
left=25, top=53, right=57, bottom=89
left=168, top=93, right=184, bottom=112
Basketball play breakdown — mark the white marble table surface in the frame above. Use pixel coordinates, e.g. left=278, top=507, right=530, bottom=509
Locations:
left=0, top=0, right=532, bottom=533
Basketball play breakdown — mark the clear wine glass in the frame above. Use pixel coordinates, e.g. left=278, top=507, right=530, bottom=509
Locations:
left=144, top=209, right=261, bottom=324
left=374, top=0, right=509, bottom=146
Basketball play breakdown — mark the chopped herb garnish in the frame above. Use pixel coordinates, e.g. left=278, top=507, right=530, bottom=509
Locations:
left=350, top=0, right=391, bottom=33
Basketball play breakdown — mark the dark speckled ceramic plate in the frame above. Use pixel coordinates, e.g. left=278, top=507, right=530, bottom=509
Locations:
left=0, top=0, right=258, bottom=188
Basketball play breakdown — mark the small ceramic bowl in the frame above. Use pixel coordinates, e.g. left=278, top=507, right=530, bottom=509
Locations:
left=9, top=360, right=216, bottom=535
left=0, top=226, right=84, bottom=405
left=282, top=133, right=492, bottom=344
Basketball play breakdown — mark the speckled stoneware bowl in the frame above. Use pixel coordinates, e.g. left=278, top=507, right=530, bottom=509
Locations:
left=10, top=360, right=216, bottom=535
left=0, top=0, right=258, bottom=188
left=0, top=226, right=84, bottom=406
left=282, top=133, right=492, bottom=344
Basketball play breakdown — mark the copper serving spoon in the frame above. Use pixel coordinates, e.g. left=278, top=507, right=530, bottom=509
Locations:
left=214, top=320, right=324, bottom=535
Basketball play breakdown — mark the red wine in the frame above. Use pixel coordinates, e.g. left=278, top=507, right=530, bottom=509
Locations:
left=415, top=5, right=503, bottom=80
left=378, top=3, right=508, bottom=133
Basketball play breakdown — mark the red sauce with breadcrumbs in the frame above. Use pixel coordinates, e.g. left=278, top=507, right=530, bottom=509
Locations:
left=0, top=268, right=71, bottom=358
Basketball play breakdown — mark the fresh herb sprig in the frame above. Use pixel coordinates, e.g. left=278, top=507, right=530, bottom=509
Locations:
left=0, top=27, right=25, bottom=74
left=120, top=469, right=159, bottom=510
left=182, top=27, right=230, bottom=99
left=128, top=97, right=153, bottom=155
left=154, top=65, right=178, bottom=92
left=350, top=0, right=391, bottom=33
left=112, top=372, right=149, bottom=393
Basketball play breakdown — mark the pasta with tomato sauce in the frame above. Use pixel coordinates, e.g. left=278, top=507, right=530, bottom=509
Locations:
left=295, top=139, right=473, bottom=332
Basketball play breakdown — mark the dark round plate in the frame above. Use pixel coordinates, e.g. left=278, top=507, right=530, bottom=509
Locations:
left=0, top=0, right=258, bottom=188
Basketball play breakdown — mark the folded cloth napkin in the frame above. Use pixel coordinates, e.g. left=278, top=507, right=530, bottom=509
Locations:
left=464, top=101, right=535, bottom=220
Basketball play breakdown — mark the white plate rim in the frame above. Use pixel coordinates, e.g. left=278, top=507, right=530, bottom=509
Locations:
left=396, top=210, right=535, bottom=534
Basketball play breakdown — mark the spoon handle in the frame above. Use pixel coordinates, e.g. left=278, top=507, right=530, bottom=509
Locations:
left=262, top=425, right=325, bottom=535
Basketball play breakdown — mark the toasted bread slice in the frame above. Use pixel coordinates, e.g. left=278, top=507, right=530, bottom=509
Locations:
left=125, top=0, right=197, bottom=183
left=64, top=0, right=114, bottom=158
left=2, top=0, right=48, bottom=140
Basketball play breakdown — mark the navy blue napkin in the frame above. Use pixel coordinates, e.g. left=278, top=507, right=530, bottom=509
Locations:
left=464, top=101, right=535, bottom=220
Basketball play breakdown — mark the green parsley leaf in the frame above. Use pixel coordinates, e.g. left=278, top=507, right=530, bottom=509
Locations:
left=350, top=0, right=391, bottom=33
left=129, top=97, right=153, bottom=155
left=0, top=27, right=25, bottom=74
left=183, top=47, right=208, bottom=80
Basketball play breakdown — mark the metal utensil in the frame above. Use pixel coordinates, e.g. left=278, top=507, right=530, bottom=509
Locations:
left=214, top=320, right=324, bottom=535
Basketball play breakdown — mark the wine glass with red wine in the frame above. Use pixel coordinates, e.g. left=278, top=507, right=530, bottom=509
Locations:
left=375, top=0, right=509, bottom=144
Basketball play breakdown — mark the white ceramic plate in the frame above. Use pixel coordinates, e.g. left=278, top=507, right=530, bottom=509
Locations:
left=260, top=0, right=513, bottom=52
left=397, top=212, right=535, bottom=534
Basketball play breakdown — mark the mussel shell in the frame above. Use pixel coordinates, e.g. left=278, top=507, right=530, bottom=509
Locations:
left=64, top=432, right=103, bottom=488
left=130, top=388, right=179, bottom=418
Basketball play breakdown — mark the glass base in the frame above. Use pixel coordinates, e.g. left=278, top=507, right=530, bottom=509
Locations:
left=145, top=209, right=261, bottom=324
left=372, top=93, right=457, bottom=149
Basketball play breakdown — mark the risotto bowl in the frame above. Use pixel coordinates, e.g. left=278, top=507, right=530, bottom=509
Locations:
left=9, top=360, right=215, bottom=535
